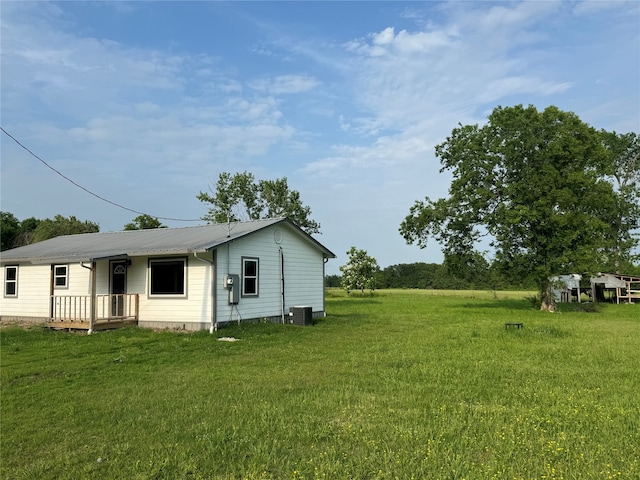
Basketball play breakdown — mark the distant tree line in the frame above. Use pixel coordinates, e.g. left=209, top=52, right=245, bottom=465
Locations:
left=328, top=258, right=539, bottom=291
left=374, top=258, right=539, bottom=290
left=328, top=257, right=640, bottom=291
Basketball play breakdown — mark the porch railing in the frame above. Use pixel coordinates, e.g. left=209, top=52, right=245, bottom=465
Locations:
left=50, top=294, right=139, bottom=323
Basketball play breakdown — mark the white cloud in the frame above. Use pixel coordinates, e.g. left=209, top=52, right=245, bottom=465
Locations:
left=2, top=2, right=299, bottom=162
left=301, top=124, right=436, bottom=187
left=373, top=27, right=395, bottom=46
left=573, top=0, right=638, bottom=16
left=65, top=113, right=295, bottom=169
left=330, top=1, right=578, bottom=145
left=250, top=74, right=320, bottom=95
left=475, top=76, right=572, bottom=104
left=474, top=1, right=562, bottom=32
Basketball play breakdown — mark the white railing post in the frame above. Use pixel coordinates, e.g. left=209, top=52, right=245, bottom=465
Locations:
left=50, top=293, right=138, bottom=326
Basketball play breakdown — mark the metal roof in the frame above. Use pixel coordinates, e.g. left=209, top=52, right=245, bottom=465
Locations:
left=591, top=273, right=639, bottom=288
left=0, top=217, right=335, bottom=264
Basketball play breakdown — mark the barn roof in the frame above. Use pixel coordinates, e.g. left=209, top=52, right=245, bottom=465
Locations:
left=0, top=217, right=335, bottom=264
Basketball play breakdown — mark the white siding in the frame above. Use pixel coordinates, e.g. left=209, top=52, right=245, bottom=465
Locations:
left=2, top=264, right=50, bottom=318
left=1, top=263, right=92, bottom=318
left=136, top=253, right=213, bottom=327
left=95, top=259, right=110, bottom=294
left=63, top=263, right=93, bottom=295
left=96, top=255, right=214, bottom=327
left=215, top=224, right=326, bottom=325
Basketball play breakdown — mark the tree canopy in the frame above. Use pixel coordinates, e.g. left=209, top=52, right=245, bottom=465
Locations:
left=599, top=130, right=640, bottom=271
left=31, top=215, right=100, bottom=243
left=124, top=214, right=166, bottom=230
left=601, top=130, right=639, bottom=191
left=1, top=213, right=98, bottom=250
left=400, top=105, right=639, bottom=310
left=340, top=246, right=380, bottom=294
left=197, top=172, right=321, bottom=234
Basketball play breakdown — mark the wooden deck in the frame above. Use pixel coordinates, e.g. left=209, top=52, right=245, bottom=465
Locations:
left=47, top=318, right=138, bottom=331
left=47, top=294, right=139, bottom=331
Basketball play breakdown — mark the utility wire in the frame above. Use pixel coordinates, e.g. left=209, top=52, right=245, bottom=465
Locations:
left=1, top=127, right=202, bottom=222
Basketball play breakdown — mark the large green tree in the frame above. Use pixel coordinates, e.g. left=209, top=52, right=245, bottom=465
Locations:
left=197, top=171, right=321, bottom=234
left=400, top=105, right=637, bottom=311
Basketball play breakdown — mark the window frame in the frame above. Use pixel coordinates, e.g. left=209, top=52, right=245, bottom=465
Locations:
left=4, top=265, right=18, bottom=297
left=148, top=257, right=187, bottom=297
left=53, top=264, right=69, bottom=289
left=241, top=256, right=259, bottom=298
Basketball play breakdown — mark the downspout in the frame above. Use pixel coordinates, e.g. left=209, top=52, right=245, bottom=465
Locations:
left=193, top=251, right=216, bottom=334
left=81, top=261, right=96, bottom=335
left=49, top=266, right=54, bottom=327
left=323, top=257, right=328, bottom=317
left=280, top=247, right=285, bottom=324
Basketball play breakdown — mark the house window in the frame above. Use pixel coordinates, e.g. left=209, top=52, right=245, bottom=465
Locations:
left=4, top=266, right=18, bottom=297
left=149, top=258, right=186, bottom=296
left=242, top=257, right=259, bottom=297
left=54, top=265, right=68, bottom=289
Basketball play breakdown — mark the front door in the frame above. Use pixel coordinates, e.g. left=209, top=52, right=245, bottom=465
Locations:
left=111, top=260, right=127, bottom=316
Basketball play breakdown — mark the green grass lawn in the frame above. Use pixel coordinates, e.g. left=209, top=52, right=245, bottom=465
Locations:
left=2, top=290, right=639, bottom=479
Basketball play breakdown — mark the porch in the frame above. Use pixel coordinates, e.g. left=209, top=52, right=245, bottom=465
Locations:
left=48, top=294, right=139, bottom=331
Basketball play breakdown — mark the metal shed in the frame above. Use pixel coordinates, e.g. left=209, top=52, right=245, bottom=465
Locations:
left=590, top=273, right=640, bottom=304
left=551, top=274, right=583, bottom=303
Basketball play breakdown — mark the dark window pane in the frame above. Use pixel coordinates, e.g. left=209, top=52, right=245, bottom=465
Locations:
left=244, top=260, right=257, bottom=276
left=55, top=277, right=66, bottom=287
left=5, top=282, right=16, bottom=296
left=151, top=261, right=185, bottom=295
left=6, top=268, right=17, bottom=281
left=244, top=278, right=257, bottom=295
left=55, top=266, right=66, bottom=276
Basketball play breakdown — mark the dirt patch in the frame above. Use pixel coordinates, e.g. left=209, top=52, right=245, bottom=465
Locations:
left=0, top=318, right=46, bottom=329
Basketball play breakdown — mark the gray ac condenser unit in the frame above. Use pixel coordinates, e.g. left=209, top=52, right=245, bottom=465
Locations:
left=289, top=306, right=313, bottom=326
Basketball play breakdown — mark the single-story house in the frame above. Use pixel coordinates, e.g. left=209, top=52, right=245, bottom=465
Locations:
left=1, top=217, right=335, bottom=332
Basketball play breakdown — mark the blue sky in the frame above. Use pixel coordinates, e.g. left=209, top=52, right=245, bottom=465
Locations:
left=1, top=1, right=638, bottom=274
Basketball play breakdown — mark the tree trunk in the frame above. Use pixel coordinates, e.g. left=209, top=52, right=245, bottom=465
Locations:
left=540, top=298, right=556, bottom=312
left=539, top=279, right=557, bottom=312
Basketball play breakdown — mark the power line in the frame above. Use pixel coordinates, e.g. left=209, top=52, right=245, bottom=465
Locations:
left=1, top=127, right=202, bottom=222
